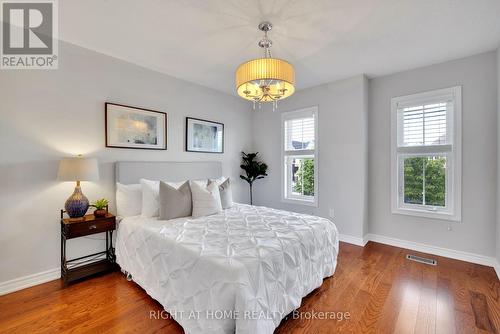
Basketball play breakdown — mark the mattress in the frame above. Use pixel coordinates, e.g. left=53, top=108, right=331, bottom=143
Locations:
left=115, top=204, right=339, bottom=334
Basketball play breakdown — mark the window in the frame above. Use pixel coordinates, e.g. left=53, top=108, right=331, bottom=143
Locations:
left=282, top=107, right=318, bottom=206
left=391, top=87, right=461, bottom=221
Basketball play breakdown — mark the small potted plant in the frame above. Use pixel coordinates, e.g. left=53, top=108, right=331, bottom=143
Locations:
left=91, top=198, right=109, bottom=217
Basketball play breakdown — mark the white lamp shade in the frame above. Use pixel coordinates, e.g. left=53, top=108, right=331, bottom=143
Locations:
left=58, top=157, right=99, bottom=182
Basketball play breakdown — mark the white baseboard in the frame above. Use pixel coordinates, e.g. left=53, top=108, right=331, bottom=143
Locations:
left=0, top=268, right=60, bottom=296
left=339, top=234, right=367, bottom=247
left=366, top=233, right=499, bottom=274
left=339, top=232, right=499, bottom=280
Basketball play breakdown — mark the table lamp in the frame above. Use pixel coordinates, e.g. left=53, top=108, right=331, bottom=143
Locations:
left=58, top=155, right=99, bottom=218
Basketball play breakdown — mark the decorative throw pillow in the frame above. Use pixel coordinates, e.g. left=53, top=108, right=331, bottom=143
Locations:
left=190, top=180, right=222, bottom=218
left=191, top=179, right=209, bottom=187
left=140, top=179, right=184, bottom=218
left=209, top=177, right=233, bottom=209
left=159, top=181, right=192, bottom=220
left=116, top=183, right=142, bottom=218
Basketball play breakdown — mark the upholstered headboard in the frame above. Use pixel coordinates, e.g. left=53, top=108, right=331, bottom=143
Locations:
left=115, top=161, right=222, bottom=184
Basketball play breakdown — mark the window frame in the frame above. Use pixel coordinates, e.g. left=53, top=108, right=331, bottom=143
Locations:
left=281, top=106, right=319, bottom=207
left=390, top=86, right=462, bottom=221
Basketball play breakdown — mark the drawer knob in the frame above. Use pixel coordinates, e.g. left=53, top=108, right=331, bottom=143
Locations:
left=89, top=224, right=97, bottom=230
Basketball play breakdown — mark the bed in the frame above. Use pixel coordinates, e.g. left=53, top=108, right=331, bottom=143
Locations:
left=114, top=161, right=339, bottom=334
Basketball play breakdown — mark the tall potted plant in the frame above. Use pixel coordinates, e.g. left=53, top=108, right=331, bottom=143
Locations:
left=240, top=152, right=268, bottom=205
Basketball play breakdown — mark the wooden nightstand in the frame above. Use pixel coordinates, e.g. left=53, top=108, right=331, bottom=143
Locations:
left=60, top=211, right=117, bottom=284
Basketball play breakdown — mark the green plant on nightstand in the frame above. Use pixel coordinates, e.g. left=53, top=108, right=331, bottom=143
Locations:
left=91, top=198, right=109, bottom=217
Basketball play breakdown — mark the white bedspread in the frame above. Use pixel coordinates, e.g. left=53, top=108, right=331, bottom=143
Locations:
left=116, top=204, right=339, bottom=334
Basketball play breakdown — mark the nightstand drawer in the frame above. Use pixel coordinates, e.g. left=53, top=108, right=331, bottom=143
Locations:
left=64, top=218, right=115, bottom=238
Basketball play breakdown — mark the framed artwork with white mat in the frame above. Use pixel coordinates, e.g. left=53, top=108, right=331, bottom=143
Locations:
left=105, top=102, right=167, bottom=150
left=185, top=117, right=224, bottom=153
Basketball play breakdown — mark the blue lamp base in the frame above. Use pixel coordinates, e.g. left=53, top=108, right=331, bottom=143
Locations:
left=65, top=183, right=89, bottom=218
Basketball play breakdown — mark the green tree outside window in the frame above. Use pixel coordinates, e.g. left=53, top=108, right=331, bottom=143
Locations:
left=404, top=156, right=446, bottom=207
left=293, top=158, right=315, bottom=196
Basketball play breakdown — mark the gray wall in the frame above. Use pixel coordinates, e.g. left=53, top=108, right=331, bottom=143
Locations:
left=252, top=75, right=369, bottom=239
left=0, top=41, right=253, bottom=283
left=369, top=51, right=498, bottom=256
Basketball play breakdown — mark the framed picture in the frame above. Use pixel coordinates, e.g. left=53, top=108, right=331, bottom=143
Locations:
left=185, top=117, right=224, bottom=153
left=105, top=102, right=167, bottom=150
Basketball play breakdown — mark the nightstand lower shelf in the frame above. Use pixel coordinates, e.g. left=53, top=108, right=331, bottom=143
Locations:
left=62, top=257, right=117, bottom=284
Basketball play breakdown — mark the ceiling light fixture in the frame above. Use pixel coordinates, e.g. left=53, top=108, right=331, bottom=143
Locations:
left=236, top=22, right=295, bottom=111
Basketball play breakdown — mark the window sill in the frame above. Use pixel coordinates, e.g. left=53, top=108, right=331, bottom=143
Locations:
left=391, top=207, right=461, bottom=222
left=282, top=197, right=318, bottom=207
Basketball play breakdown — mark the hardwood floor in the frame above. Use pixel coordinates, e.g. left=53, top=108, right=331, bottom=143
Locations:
left=0, top=241, right=498, bottom=333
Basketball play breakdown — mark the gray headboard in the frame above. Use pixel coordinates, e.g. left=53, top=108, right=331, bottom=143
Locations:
left=115, top=161, right=222, bottom=184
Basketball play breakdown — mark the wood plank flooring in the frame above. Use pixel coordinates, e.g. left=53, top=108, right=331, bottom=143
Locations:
left=0, top=241, right=498, bottom=333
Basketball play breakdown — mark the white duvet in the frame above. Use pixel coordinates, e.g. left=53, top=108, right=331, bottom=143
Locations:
left=116, top=204, right=339, bottom=334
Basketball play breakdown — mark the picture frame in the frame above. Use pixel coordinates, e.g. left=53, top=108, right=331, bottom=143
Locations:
left=105, top=102, right=167, bottom=150
left=185, top=117, right=224, bottom=153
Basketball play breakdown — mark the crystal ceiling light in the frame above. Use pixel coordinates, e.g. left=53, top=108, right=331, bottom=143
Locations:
left=236, top=22, right=295, bottom=111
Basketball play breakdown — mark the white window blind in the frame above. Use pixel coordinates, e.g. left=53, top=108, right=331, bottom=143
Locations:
left=284, top=117, right=315, bottom=151
left=402, top=102, right=448, bottom=146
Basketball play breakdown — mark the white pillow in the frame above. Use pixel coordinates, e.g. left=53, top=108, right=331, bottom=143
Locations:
left=191, top=179, right=209, bottom=187
left=190, top=180, right=222, bottom=218
left=116, top=183, right=142, bottom=218
left=140, top=179, right=184, bottom=218
left=210, top=177, right=233, bottom=209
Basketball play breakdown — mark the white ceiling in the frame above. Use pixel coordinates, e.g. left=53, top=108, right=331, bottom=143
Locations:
left=59, top=0, right=500, bottom=95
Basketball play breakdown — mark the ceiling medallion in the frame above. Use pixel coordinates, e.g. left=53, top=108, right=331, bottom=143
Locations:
left=235, top=22, right=295, bottom=111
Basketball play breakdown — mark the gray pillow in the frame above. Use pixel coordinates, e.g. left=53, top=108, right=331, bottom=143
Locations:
left=210, top=178, right=233, bottom=209
left=159, top=181, right=192, bottom=220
